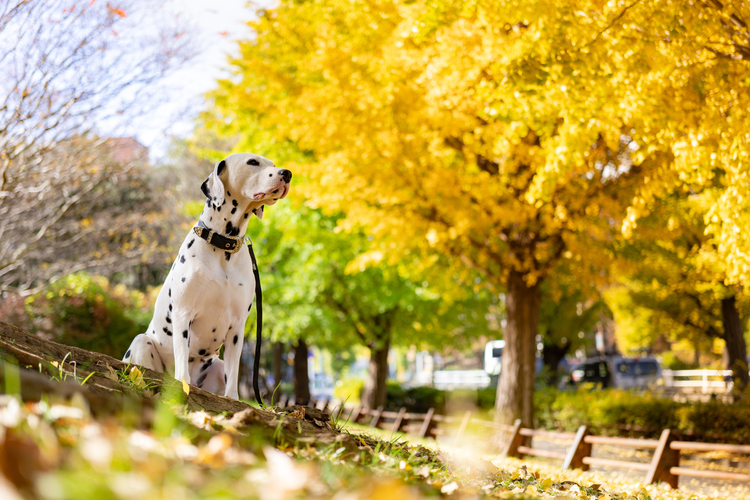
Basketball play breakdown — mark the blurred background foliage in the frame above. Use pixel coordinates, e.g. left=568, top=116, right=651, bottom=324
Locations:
left=0, top=273, right=155, bottom=358
left=4, top=0, right=750, bottom=427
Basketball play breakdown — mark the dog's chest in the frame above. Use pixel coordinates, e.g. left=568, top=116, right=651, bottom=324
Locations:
left=186, top=274, right=253, bottom=357
left=149, top=235, right=256, bottom=364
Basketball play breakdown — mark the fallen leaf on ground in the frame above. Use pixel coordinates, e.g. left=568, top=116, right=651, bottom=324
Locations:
left=129, top=367, right=145, bottom=388
left=441, top=481, right=459, bottom=494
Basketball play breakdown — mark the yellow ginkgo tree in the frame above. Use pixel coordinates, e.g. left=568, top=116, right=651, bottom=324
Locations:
left=608, top=188, right=750, bottom=394
left=201, top=0, right=750, bottom=424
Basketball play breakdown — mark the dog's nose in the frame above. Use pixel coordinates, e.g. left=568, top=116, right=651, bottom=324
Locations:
left=279, top=169, right=292, bottom=183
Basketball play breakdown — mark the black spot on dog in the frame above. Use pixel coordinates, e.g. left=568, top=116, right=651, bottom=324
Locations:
left=182, top=330, right=188, bottom=338
left=198, top=349, right=207, bottom=356
left=248, top=304, right=252, bottom=312
left=181, top=277, right=186, bottom=282
left=151, top=353, right=154, bottom=358
left=225, top=221, right=241, bottom=237
left=180, top=255, right=186, bottom=264
left=228, top=326, right=232, bottom=330
left=169, top=304, right=172, bottom=311
left=189, top=357, right=195, bottom=362
left=196, top=373, right=207, bottom=387
left=231, top=207, right=237, bottom=214
left=217, top=204, right=221, bottom=212
left=210, top=216, right=213, bottom=221
left=163, top=326, right=172, bottom=335
left=188, top=239, right=195, bottom=248
left=125, top=349, right=131, bottom=358
left=244, top=213, right=249, bottom=219
left=213, top=338, right=217, bottom=342
left=192, top=254, right=195, bottom=258
left=212, top=327, right=216, bottom=332
left=201, top=179, right=211, bottom=198
left=216, top=160, right=226, bottom=175
left=166, top=316, right=171, bottom=323
left=168, top=288, right=171, bottom=297
left=232, top=199, right=238, bottom=207
left=201, top=359, right=213, bottom=371
left=233, top=334, right=238, bottom=345
left=225, top=252, right=231, bottom=261
left=239, top=283, right=243, bottom=286
left=224, top=374, right=227, bottom=383
left=227, top=191, right=231, bottom=197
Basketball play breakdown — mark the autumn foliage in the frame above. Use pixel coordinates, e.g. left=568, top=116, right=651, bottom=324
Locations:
left=198, top=0, right=750, bottom=423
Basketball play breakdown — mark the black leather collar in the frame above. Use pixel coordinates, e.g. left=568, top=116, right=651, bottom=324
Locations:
left=193, top=220, right=243, bottom=253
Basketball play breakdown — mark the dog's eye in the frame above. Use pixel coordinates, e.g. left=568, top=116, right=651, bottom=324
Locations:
left=247, top=159, right=259, bottom=166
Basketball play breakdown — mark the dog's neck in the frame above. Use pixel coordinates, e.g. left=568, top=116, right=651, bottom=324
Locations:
left=198, top=195, right=263, bottom=238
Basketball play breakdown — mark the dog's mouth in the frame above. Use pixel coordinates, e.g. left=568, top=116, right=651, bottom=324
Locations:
left=275, top=182, right=290, bottom=200
left=253, top=182, right=290, bottom=201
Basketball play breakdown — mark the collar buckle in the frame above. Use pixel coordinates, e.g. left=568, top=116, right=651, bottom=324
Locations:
left=224, top=237, right=243, bottom=253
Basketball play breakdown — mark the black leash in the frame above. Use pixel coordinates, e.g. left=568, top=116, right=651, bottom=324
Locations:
left=247, top=240, right=264, bottom=406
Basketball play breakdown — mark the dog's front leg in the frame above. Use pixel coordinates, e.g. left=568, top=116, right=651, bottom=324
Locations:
left=223, top=327, right=244, bottom=400
left=172, top=313, right=192, bottom=384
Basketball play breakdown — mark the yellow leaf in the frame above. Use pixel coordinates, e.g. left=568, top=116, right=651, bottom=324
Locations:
left=181, top=378, right=190, bottom=395
left=128, top=366, right=145, bottom=388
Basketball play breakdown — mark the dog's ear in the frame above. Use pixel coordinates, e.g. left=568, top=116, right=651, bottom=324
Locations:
left=251, top=205, right=264, bottom=220
left=201, top=160, right=226, bottom=206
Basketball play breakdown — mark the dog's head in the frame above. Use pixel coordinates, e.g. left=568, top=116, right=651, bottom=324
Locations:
left=201, top=153, right=292, bottom=219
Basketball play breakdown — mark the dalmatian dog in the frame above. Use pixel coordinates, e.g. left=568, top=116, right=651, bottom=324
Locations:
left=122, top=153, right=291, bottom=399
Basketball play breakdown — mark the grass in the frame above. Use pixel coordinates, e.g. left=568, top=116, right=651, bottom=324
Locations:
left=1, top=388, right=749, bottom=499
left=6, top=348, right=748, bottom=499
left=38, top=352, right=98, bottom=386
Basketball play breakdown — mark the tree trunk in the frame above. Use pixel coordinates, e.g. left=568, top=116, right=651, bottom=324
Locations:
left=362, top=335, right=390, bottom=410
left=693, top=338, right=701, bottom=367
left=272, top=341, right=284, bottom=405
left=721, top=296, right=749, bottom=398
left=238, top=341, right=251, bottom=400
left=495, top=270, right=541, bottom=426
left=293, top=339, right=310, bottom=405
